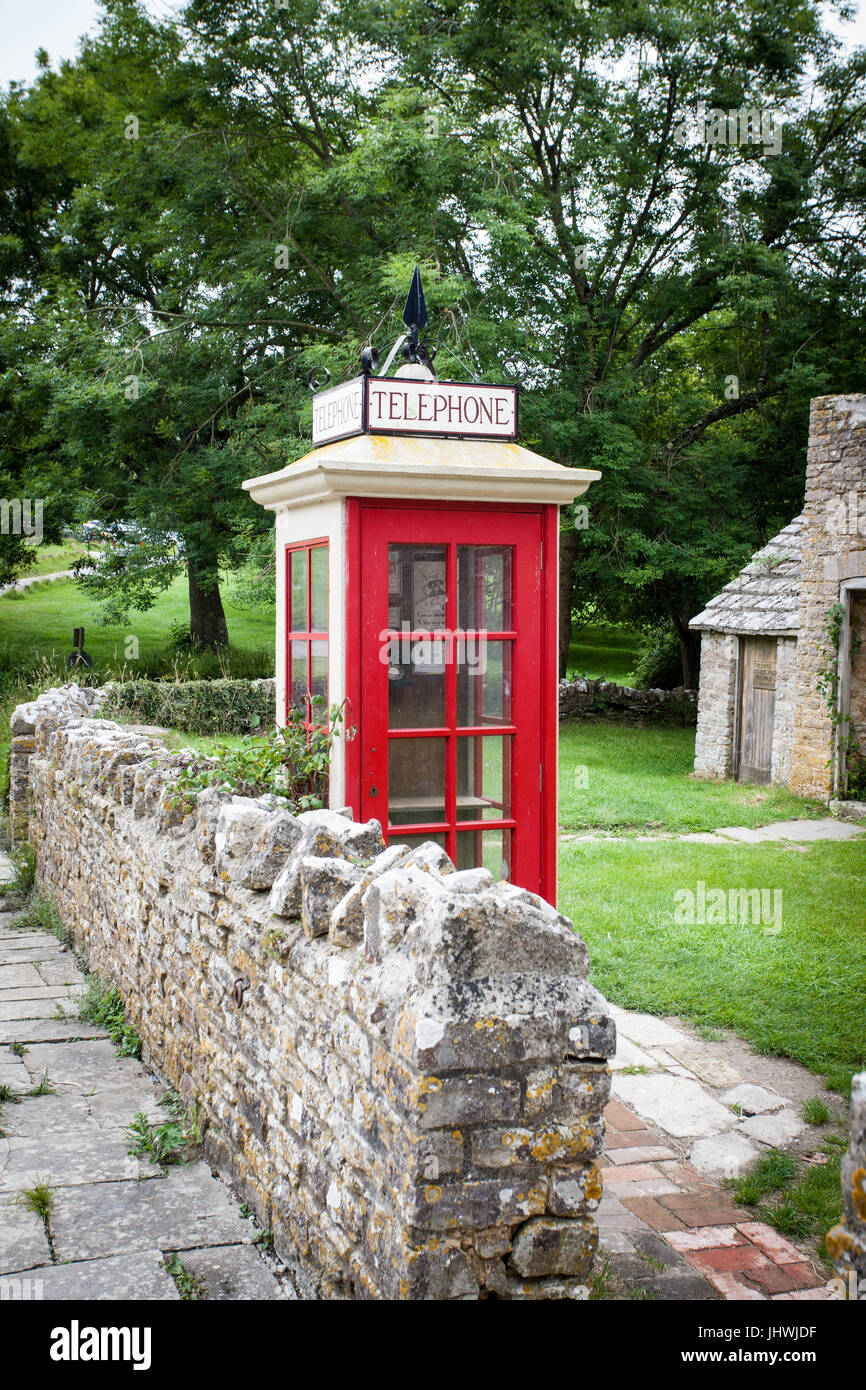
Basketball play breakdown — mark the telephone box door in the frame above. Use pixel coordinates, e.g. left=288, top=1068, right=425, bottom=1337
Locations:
left=358, top=504, right=546, bottom=894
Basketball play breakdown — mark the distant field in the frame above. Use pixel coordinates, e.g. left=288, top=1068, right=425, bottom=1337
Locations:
left=0, top=573, right=275, bottom=675
left=565, top=624, right=640, bottom=683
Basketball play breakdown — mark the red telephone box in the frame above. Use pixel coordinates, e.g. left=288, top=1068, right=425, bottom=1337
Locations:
left=244, top=279, right=599, bottom=903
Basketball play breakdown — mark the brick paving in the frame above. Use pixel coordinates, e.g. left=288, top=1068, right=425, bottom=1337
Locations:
left=598, top=1097, right=832, bottom=1301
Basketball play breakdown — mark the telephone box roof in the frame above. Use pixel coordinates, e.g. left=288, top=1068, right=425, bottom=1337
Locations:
left=243, top=432, right=599, bottom=511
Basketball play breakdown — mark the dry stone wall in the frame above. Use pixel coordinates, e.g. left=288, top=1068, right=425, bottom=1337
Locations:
left=10, top=685, right=615, bottom=1301
left=559, top=677, right=696, bottom=725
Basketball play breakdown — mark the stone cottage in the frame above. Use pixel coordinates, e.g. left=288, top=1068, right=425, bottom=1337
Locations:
left=690, top=393, right=866, bottom=799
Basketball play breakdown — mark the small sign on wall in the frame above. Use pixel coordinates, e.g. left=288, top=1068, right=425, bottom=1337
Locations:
left=311, top=376, right=518, bottom=445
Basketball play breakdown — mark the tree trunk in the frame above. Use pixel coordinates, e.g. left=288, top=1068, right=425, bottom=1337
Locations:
left=188, top=554, right=229, bottom=650
left=558, top=530, right=580, bottom=678
left=672, top=611, right=700, bottom=690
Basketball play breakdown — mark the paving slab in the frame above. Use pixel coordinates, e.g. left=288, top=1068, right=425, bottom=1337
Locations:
left=613, top=1074, right=738, bottom=1140
left=609, top=1037, right=657, bottom=1071
left=737, top=1109, right=806, bottom=1146
left=721, top=1083, right=787, bottom=1116
left=0, top=1020, right=103, bottom=1046
left=0, top=1195, right=52, bottom=1273
left=714, top=826, right=769, bottom=843
left=176, top=1243, right=285, bottom=1300
left=50, top=1168, right=253, bottom=1261
left=36, top=960, right=87, bottom=988
left=750, top=817, right=864, bottom=841
left=0, top=1125, right=150, bottom=1190
left=689, top=1131, right=760, bottom=1180
left=20, top=1039, right=145, bottom=1092
left=665, top=1043, right=742, bottom=1088
left=609, top=1008, right=687, bottom=1049
left=0, top=985, right=83, bottom=1003
left=9, top=1250, right=180, bottom=1300
left=0, top=964, right=46, bottom=990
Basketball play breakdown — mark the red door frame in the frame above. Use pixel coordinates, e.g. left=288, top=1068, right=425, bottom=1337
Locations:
left=345, top=498, right=559, bottom=903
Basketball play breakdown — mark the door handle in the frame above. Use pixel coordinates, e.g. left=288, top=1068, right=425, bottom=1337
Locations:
left=369, top=787, right=378, bottom=797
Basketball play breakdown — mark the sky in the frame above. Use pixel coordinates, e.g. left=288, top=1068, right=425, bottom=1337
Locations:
left=0, top=0, right=864, bottom=88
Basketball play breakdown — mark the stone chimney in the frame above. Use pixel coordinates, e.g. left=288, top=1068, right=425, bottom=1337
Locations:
left=790, top=394, right=866, bottom=799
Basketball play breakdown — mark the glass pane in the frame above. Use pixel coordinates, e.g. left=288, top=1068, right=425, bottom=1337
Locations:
left=290, top=640, right=308, bottom=715
left=386, top=832, right=448, bottom=854
left=456, top=828, right=512, bottom=880
left=388, top=736, right=446, bottom=825
left=310, top=545, right=328, bottom=632
left=458, top=546, right=512, bottom=630
left=310, top=639, right=328, bottom=716
left=387, top=632, right=446, bottom=729
left=290, top=550, right=307, bottom=631
left=457, top=640, right=512, bottom=726
left=457, top=736, right=511, bottom=820
left=388, top=545, right=448, bottom=630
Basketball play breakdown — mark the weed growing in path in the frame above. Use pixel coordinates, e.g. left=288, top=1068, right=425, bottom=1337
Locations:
left=78, top=976, right=141, bottom=1058
left=127, top=1110, right=197, bottom=1166
left=160, top=1253, right=206, bottom=1300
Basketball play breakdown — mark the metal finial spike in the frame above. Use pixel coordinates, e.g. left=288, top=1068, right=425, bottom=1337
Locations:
left=402, top=266, right=428, bottom=331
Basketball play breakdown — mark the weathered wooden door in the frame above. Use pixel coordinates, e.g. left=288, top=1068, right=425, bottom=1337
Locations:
left=736, top=637, right=777, bottom=783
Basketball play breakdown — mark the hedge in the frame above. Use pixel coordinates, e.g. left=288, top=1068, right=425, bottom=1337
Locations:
left=103, top=678, right=276, bottom=736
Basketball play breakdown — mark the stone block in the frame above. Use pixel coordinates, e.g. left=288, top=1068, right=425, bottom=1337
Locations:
left=508, top=1216, right=597, bottom=1279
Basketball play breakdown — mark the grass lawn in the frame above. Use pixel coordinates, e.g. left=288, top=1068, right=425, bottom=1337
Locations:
left=559, top=722, right=827, bottom=833
left=0, top=574, right=275, bottom=675
left=566, top=624, right=640, bottom=683
left=19, top=540, right=103, bottom=578
left=558, top=836, right=866, bottom=1085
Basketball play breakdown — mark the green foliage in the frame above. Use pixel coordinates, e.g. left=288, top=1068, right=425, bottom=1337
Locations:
left=161, top=1253, right=207, bottom=1300
left=173, top=703, right=342, bottom=809
left=14, top=892, right=72, bottom=946
left=26, top=1069, right=56, bottom=1097
left=732, top=1150, right=799, bottom=1205
left=0, top=843, right=35, bottom=896
left=78, top=976, right=141, bottom=1058
left=800, top=1098, right=833, bottom=1127
left=630, top=629, right=686, bottom=692
left=0, top=1082, right=22, bottom=1103
left=126, top=1110, right=192, bottom=1166
left=104, top=677, right=274, bottom=736
left=1, top=0, right=865, bottom=666
left=16, top=1180, right=54, bottom=1222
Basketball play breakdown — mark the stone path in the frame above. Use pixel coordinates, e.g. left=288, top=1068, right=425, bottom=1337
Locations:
left=0, top=913, right=291, bottom=1300
left=561, top=816, right=865, bottom=845
left=596, top=1005, right=835, bottom=1300
left=0, top=569, right=73, bottom=597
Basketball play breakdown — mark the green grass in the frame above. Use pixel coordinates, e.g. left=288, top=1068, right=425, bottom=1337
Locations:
left=0, top=573, right=274, bottom=676
left=566, top=624, right=640, bottom=683
left=559, top=722, right=827, bottom=833
left=19, top=540, right=104, bottom=578
left=727, top=1148, right=843, bottom=1266
left=559, top=836, right=866, bottom=1081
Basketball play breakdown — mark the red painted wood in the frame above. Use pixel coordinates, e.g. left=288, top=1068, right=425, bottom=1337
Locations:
left=355, top=502, right=551, bottom=898
left=541, top=504, right=559, bottom=904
